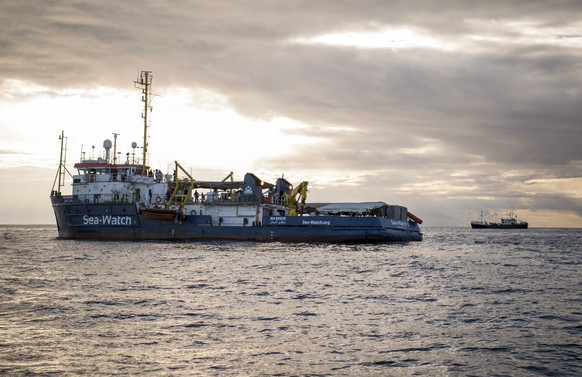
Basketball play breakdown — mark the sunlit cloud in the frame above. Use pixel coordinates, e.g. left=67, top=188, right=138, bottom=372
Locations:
left=523, top=177, right=582, bottom=198
left=292, top=20, right=582, bottom=53
left=398, top=138, right=444, bottom=156
left=0, top=80, right=324, bottom=178
left=292, top=26, right=456, bottom=50
left=465, top=19, right=582, bottom=49
left=0, top=79, right=120, bottom=99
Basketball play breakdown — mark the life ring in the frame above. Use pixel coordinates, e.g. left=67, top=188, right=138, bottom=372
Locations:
left=190, top=209, right=197, bottom=216
left=155, top=196, right=161, bottom=204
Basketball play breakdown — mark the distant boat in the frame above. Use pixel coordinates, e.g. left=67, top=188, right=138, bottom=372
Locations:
left=471, top=210, right=528, bottom=229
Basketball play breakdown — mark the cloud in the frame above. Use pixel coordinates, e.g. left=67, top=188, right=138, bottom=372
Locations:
left=0, top=0, right=581, bottom=226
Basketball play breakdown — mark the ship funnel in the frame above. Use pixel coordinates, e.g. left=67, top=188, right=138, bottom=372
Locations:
left=103, top=139, right=112, bottom=162
left=275, top=177, right=293, bottom=196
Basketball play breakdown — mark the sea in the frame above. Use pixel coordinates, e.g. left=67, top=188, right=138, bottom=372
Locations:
left=0, top=226, right=580, bottom=376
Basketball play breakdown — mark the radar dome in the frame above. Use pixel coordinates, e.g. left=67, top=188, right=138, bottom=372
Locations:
left=103, top=139, right=112, bottom=149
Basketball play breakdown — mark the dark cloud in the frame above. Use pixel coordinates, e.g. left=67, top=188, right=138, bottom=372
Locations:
left=1, top=0, right=581, bottom=225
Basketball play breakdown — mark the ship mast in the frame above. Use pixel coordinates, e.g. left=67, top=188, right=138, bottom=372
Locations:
left=58, top=130, right=67, bottom=193
left=134, top=70, right=153, bottom=173
left=52, top=130, right=68, bottom=196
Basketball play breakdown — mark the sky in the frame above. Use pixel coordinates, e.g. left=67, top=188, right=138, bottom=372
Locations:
left=1, top=0, right=581, bottom=227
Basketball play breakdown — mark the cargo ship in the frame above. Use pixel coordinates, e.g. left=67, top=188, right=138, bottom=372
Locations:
left=50, top=71, right=423, bottom=242
left=471, top=210, right=528, bottom=229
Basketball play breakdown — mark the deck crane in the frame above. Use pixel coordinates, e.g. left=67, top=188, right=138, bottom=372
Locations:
left=285, top=181, right=308, bottom=216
